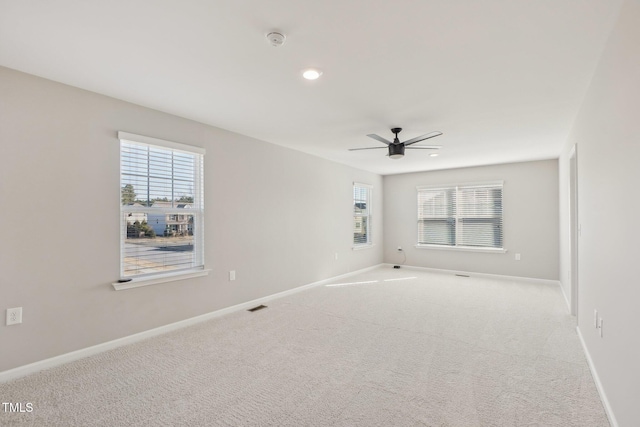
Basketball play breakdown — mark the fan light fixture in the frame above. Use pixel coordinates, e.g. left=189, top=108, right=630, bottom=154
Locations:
left=388, top=144, right=405, bottom=159
left=302, top=69, right=322, bottom=80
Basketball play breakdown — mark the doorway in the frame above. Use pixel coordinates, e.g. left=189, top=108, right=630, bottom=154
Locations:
left=569, top=145, right=579, bottom=317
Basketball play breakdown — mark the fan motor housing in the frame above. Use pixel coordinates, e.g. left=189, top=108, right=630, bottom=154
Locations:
left=389, top=144, right=405, bottom=159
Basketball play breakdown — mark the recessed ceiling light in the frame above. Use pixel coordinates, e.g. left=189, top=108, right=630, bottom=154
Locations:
left=302, top=69, right=322, bottom=80
left=430, top=153, right=439, bottom=157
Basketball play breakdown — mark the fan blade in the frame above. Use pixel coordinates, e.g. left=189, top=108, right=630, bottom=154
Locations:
left=403, top=131, right=443, bottom=146
left=366, top=134, right=392, bottom=145
left=405, top=145, right=442, bottom=150
left=348, top=146, right=388, bottom=151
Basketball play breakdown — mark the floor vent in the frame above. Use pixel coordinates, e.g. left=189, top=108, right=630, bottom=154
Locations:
left=247, top=305, right=267, bottom=312
left=455, top=274, right=470, bottom=278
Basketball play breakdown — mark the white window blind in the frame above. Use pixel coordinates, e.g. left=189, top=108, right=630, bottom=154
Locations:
left=119, top=132, right=205, bottom=278
left=353, top=183, right=372, bottom=246
left=417, top=182, right=503, bottom=249
left=417, top=187, right=456, bottom=246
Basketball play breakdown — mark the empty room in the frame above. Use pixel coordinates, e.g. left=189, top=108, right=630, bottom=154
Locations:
left=1, top=1, right=639, bottom=426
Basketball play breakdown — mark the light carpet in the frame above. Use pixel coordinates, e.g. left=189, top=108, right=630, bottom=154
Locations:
left=0, top=267, right=610, bottom=426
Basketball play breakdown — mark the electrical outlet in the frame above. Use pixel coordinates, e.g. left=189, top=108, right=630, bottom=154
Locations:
left=515, top=253, right=521, bottom=261
left=594, top=309, right=598, bottom=328
left=6, top=307, right=22, bottom=326
left=229, top=270, right=236, bottom=281
left=335, top=252, right=338, bottom=260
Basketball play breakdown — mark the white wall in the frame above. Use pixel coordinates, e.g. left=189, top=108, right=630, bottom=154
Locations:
left=383, top=160, right=559, bottom=280
left=0, top=66, right=383, bottom=372
left=558, top=0, right=640, bottom=424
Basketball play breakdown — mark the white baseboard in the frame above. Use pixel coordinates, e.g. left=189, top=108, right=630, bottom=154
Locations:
left=558, top=279, right=572, bottom=313
left=386, top=263, right=561, bottom=287
left=0, top=264, right=383, bottom=383
left=576, top=326, right=618, bottom=427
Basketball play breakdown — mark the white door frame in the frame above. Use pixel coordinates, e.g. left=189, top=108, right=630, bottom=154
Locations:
left=569, top=144, right=579, bottom=318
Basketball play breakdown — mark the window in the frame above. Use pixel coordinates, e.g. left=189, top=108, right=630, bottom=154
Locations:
left=353, top=183, right=372, bottom=246
left=119, top=132, right=205, bottom=280
left=417, top=181, right=503, bottom=250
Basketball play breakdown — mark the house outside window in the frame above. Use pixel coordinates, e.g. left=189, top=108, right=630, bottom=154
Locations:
left=119, top=132, right=205, bottom=279
left=353, top=183, right=372, bottom=247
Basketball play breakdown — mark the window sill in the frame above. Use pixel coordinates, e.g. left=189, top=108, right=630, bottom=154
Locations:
left=352, top=244, right=374, bottom=251
left=414, top=244, right=506, bottom=254
left=112, top=268, right=211, bottom=291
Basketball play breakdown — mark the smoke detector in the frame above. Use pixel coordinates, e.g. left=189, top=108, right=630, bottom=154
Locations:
left=266, top=32, right=286, bottom=47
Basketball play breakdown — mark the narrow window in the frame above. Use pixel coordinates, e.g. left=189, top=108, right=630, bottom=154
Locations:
left=119, top=132, right=205, bottom=279
left=353, top=183, right=372, bottom=246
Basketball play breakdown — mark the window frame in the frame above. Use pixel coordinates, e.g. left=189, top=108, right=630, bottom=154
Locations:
left=415, top=181, right=505, bottom=253
left=353, top=182, right=373, bottom=249
left=114, top=132, right=209, bottom=290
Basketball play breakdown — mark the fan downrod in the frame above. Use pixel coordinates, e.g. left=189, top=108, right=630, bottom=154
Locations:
left=391, top=128, right=402, bottom=144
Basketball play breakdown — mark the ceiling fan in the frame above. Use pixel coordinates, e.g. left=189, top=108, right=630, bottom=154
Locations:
left=349, top=127, right=442, bottom=159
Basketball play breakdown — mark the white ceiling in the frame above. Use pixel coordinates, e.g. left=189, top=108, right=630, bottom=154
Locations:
left=0, top=0, right=623, bottom=175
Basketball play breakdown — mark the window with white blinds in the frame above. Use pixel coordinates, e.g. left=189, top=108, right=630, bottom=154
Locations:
left=119, top=132, right=205, bottom=279
left=353, top=183, right=372, bottom=246
left=417, top=182, right=503, bottom=249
